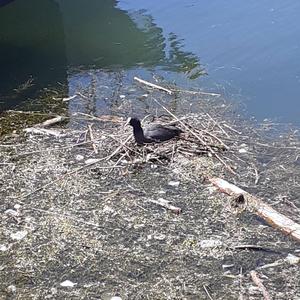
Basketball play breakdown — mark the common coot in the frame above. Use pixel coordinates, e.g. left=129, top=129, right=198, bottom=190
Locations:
left=128, top=117, right=183, bottom=144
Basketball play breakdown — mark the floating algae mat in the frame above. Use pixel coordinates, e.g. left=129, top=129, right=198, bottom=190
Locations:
left=0, top=78, right=300, bottom=299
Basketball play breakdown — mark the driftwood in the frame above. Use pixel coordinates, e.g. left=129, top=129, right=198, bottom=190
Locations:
left=134, top=76, right=220, bottom=97
left=209, top=177, right=300, bottom=242
left=134, top=76, right=173, bottom=95
left=149, top=198, right=182, bottom=214
left=34, top=116, right=67, bottom=128
left=250, top=271, right=271, bottom=300
left=23, top=116, right=67, bottom=137
left=23, top=127, right=65, bottom=138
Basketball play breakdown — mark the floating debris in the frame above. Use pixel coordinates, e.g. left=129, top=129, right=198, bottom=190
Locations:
left=168, top=180, right=180, bottom=187
left=60, top=280, right=77, bottom=287
left=0, top=245, right=8, bottom=252
left=199, top=239, right=223, bottom=248
left=4, top=209, right=19, bottom=217
left=10, top=231, right=28, bottom=241
left=75, top=154, right=84, bottom=161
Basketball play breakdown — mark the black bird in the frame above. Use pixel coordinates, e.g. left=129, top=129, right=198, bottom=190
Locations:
left=128, top=117, right=183, bottom=144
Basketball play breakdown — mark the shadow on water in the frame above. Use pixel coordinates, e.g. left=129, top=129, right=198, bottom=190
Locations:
left=0, top=0, right=67, bottom=112
left=0, top=0, right=205, bottom=114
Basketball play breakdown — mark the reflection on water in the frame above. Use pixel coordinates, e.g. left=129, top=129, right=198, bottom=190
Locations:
left=119, top=0, right=300, bottom=124
left=0, top=0, right=299, bottom=123
left=0, top=0, right=67, bottom=111
left=0, top=0, right=203, bottom=114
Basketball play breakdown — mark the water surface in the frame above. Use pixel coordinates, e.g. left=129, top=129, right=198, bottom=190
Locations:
left=0, top=0, right=299, bottom=123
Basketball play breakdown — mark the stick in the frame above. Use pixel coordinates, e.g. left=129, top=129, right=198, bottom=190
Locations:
left=206, top=113, right=230, bottom=138
left=200, top=128, right=229, bottom=150
left=134, top=76, right=173, bottom=95
left=250, top=271, right=271, bottom=300
left=72, top=112, right=124, bottom=123
left=6, top=110, right=54, bottom=116
left=149, top=198, right=181, bottom=214
left=23, top=127, right=64, bottom=138
left=76, top=91, right=89, bottom=100
left=34, top=116, right=67, bottom=128
left=209, top=177, right=300, bottom=242
left=203, top=285, right=214, bottom=300
left=62, top=94, right=78, bottom=102
left=152, top=97, right=235, bottom=174
left=173, top=88, right=221, bottom=97
left=223, top=123, right=242, bottom=135
left=238, top=267, right=244, bottom=300
left=87, top=124, right=98, bottom=154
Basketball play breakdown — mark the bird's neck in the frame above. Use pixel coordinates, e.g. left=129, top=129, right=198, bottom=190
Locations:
left=133, top=126, right=145, bottom=144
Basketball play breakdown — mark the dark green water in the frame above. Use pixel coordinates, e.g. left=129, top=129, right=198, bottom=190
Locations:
left=1, top=0, right=300, bottom=123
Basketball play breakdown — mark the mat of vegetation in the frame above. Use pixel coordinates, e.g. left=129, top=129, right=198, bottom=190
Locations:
left=1, top=81, right=300, bottom=299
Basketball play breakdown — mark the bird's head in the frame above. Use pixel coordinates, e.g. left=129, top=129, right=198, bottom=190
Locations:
left=125, top=117, right=141, bottom=128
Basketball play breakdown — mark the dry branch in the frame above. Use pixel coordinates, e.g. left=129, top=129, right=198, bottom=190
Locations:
left=35, top=116, right=67, bottom=128
left=209, top=177, right=300, bottom=242
left=62, top=94, right=78, bottom=102
left=149, top=198, right=182, bottom=214
left=203, top=285, right=214, bottom=300
left=88, top=124, right=98, bottom=154
left=23, top=127, right=64, bottom=138
left=173, top=88, right=221, bottom=97
left=250, top=271, right=271, bottom=300
left=134, top=76, right=173, bottom=95
left=134, top=76, right=220, bottom=97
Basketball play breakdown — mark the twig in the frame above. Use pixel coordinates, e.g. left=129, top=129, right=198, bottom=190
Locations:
left=253, top=166, right=260, bottom=185
left=232, top=244, right=278, bottom=253
left=76, top=91, right=89, bottom=100
left=34, top=116, right=67, bottom=128
left=72, top=112, right=124, bottom=123
left=200, top=128, right=229, bottom=150
left=223, top=123, right=242, bottom=135
left=173, top=88, right=221, bottom=97
left=206, top=113, right=229, bottom=137
left=87, top=124, right=98, bottom=154
left=203, top=285, right=214, bottom=300
left=62, top=94, right=78, bottom=102
left=250, top=271, right=271, bottom=300
left=105, top=134, right=132, bottom=161
left=6, top=110, right=55, bottom=116
left=238, top=267, right=244, bottom=300
left=134, top=76, right=173, bottom=95
left=149, top=198, right=181, bottom=214
left=23, top=127, right=65, bottom=138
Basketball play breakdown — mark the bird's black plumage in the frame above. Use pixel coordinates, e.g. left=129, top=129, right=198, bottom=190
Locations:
left=128, top=117, right=183, bottom=144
